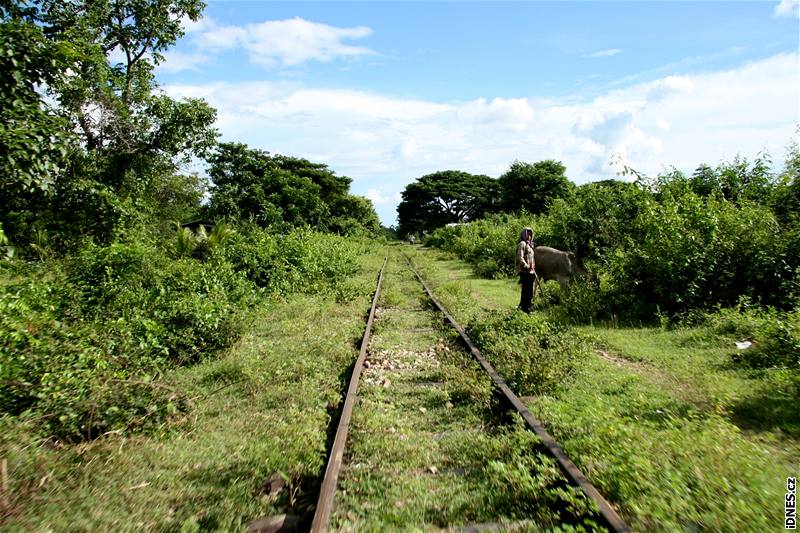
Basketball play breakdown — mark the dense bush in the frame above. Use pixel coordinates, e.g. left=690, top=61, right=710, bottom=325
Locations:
left=71, top=241, right=253, bottom=364
left=602, top=192, right=788, bottom=316
left=427, top=213, right=535, bottom=278
left=0, top=244, right=250, bottom=439
left=697, top=305, right=800, bottom=370
left=467, top=310, right=589, bottom=395
left=222, top=225, right=362, bottom=295
left=0, top=226, right=367, bottom=441
left=428, top=162, right=800, bottom=320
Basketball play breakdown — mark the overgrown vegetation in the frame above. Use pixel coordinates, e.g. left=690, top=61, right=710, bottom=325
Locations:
left=427, top=148, right=800, bottom=323
left=0, top=0, right=383, bottom=449
left=467, top=310, right=590, bottom=395
left=0, top=251, right=382, bottom=530
left=691, top=303, right=800, bottom=370
left=2, top=0, right=798, bottom=529
left=409, top=246, right=796, bottom=531
left=0, top=229, right=364, bottom=442
left=332, top=253, right=603, bottom=531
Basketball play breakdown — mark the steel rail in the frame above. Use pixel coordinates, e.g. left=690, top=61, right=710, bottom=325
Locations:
left=405, top=256, right=631, bottom=533
left=310, top=253, right=388, bottom=533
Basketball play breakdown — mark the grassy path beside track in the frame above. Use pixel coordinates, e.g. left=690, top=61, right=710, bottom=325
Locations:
left=1, top=251, right=386, bottom=531
left=409, top=244, right=796, bottom=532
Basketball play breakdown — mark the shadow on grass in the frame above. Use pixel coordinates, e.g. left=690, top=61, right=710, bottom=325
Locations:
left=712, top=361, right=800, bottom=438
left=727, top=390, right=800, bottom=438
left=176, top=459, right=321, bottom=531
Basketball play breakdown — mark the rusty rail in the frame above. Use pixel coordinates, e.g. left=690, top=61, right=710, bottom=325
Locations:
left=405, top=256, right=631, bottom=533
left=310, top=253, right=388, bottom=533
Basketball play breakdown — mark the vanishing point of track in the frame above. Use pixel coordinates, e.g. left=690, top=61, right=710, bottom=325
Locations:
left=310, top=250, right=630, bottom=533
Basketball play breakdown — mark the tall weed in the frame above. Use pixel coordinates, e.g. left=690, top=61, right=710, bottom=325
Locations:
left=467, top=310, right=589, bottom=395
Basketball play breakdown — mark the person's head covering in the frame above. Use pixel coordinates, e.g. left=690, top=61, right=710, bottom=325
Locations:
left=519, top=227, right=533, bottom=242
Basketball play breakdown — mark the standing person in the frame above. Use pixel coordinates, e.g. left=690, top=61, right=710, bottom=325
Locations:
left=516, top=227, right=536, bottom=313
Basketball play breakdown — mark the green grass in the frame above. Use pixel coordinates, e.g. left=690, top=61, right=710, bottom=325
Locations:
left=583, top=326, right=799, bottom=438
left=0, top=250, right=386, bottom=531
left=4, top=243, right=795, bottom=531
left=409, top=244, right=797, bottom=532
left=331, top=250, right=602, bottom=531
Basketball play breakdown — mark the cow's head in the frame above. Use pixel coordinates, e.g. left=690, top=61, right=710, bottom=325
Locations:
left=567, top=252, right=595, bottom=283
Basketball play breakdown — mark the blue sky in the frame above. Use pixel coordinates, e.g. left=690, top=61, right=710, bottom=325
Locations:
left=157, top=1, right=800, bottom=226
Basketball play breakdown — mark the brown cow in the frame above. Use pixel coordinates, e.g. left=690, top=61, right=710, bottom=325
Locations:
left=533, top=246, right=588, bottom=292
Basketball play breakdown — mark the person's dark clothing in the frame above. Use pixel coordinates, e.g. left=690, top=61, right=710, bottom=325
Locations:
left=519, top=272, right=535, bottom=313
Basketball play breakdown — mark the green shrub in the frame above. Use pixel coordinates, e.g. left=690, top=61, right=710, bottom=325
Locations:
left=428, top=181, right=798, bottom=321
left=545, top=277, right=602, bottom=325
left=0, top=239, right=256, bottom=440
left=427, top=214, right=530, bottom=274
left=697, top=305, right=800, bottom=370
left=223, top=225, right=360, bottom=295
left=70, top=242, right=252, bottom=364
left=0, top=224, right=371, bottom=441
left=467, top=310, right=589, bottom=395
left=742, top=315, right=800, bottom=369
left=0, top=269, right=182, bottom=439
left=473, top=257, right=504, bottom=279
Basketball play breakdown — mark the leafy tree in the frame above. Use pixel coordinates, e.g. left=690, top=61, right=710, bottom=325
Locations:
left=0, top=0, right=217, bottom=247
left=687, top=164, right=719, bottom=198
left=0, top=6, right=78, bottom=245
left=497, top=160, right=573, bottom=214
left=771, top=137, right=800, bottom=225
left=270, top=154, right=351, bottom=205
left=39, top=0, right=208, bottom=154
left=397, top=170, right=498, bottom=236
left=328, top=194, right=382, bottom=235
left=715, top=154, right=774, bottom=204
left=207, top=143, right=323, bottom=227
left=0, top=8, right=75, bottom=195
left=657, top=155, right=776, bottom=206
left=543, top=179, right=650, bottom=261
left=206, top=142, right=380, bottom=233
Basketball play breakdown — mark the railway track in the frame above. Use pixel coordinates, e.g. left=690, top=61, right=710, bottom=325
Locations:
left=309, top=250, right=630, bottom=532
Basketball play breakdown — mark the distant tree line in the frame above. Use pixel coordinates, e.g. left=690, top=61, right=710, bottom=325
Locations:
left=397, top=146, right=800, bottom=246
left=396, top=160, right=573, bottom=237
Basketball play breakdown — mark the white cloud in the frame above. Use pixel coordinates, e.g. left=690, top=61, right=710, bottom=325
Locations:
left=194, top=17, right=375, bottom=67
left=156, top=50, right=210, bottom=73
left=458, top=98, right=535, bottom=131
left=165, top=52, right=799, bottom=225
left=583, top=48, right=623, bottom=58
left=180, top=14, right=217, bottom=34
left=572, top=111, right=634, bottom=147
left=605, top=47, right=747, bottom=89
left=645, top=75, right=694, bottom=103
left=774, top=0, right=799, bottom=17
left=366, top=188, right=388, bottom=205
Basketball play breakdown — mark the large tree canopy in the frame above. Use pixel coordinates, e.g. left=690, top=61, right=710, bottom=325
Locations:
left=0, top=9, right=75, bottom=196
left=0, top=0, right=217, bottom=247
left=497, top=160, right=573, bottom=215
left=397, top=170, right=498, bottom=237
left=206, top=142, right=380, bottom=234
